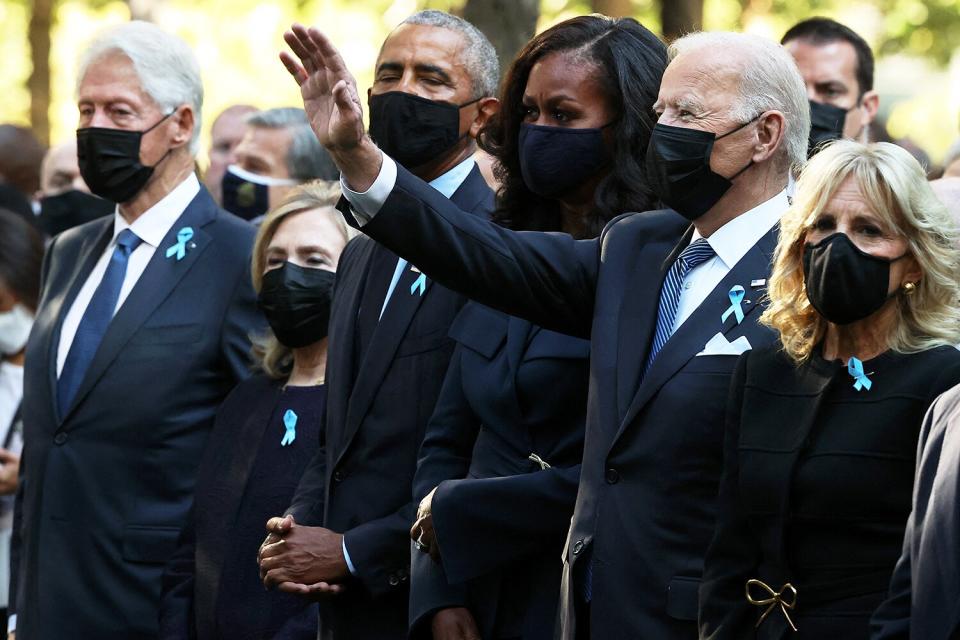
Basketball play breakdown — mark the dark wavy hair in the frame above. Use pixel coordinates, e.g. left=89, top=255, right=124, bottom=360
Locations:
left=478, top=15, right=666, bottom=235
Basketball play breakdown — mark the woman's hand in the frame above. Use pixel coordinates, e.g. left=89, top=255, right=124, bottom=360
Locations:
left=410, top=487, right=440, bottom=561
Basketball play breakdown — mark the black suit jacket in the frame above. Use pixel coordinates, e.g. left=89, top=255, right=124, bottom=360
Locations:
left=340, top=163, right=785, bottom=639
left=14, top=187, right=262, bottom=640
left=871, top=384, right=960, bottom=640
left=409, top=303, right=589, bottom=640
left=288, top=165, right=493, bottom=640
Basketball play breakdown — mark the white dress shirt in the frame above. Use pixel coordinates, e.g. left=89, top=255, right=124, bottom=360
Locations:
left=671, top=189, right=788, bottom=333
left=56, top=174, right=200, bottom=376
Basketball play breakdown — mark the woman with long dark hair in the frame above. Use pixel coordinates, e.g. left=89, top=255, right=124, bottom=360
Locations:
left=405, top=15, right=666, bottom=640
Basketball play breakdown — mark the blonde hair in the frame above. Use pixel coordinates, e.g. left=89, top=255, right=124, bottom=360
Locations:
left=762, top=140, right=960, bottom=363
left=250, top=180, right=357, bottom=379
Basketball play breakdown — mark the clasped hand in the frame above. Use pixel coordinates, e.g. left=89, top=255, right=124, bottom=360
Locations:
left=257, top=514, right=349, bottom=598
left=410, top=487, right=441, bottom=562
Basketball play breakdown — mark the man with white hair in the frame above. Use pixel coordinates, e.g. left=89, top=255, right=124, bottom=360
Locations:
left=280, top=25, right=808, bottom=639
left=11, top=21, right=262, bottom=639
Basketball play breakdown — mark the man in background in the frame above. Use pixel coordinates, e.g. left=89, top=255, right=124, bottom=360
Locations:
left=34, top=140, right=114, bottom=237
left=203, top=104, right=256, bottom=205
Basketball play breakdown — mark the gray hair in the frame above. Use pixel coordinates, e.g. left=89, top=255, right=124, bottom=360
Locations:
left=77, top=21, right=204, bottom=154
left=399, top=10, right=499, bottom=99
left=246, top=107, right=338, bottom=182
left=669, top=32, right=810, bottom=174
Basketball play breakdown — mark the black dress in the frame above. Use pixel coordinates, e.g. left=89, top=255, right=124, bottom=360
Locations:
left=699, top=344, right=960, bottom=640
left=161, top=375, right=325, bottom=640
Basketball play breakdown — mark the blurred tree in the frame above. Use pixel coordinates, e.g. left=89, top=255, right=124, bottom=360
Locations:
left=462, top=0, right=540, bottom=73
left=28, top=0, right=54, bottom=145
left=126, top=0, right=163, bottom=21
left=591, top=0, right=633, bottom=15
left=661, top=0, right=703, bottom=40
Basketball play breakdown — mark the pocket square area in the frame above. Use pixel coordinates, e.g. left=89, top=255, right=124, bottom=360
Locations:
left=696, top=332, right=753, bottom=356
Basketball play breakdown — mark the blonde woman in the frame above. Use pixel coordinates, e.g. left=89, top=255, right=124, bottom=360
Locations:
left=699, top=141, right=960, bottom=640
left=160, top=181, right=355, bottom=640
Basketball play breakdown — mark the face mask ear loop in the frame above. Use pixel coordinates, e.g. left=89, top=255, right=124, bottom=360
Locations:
left=141, top=109, right=179, bottom=170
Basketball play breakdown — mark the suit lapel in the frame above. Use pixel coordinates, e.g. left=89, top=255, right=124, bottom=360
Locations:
left=617, top=226, right=778, bottom=438
left=615, top=228, right=693, bottom=420
left=44, top=220, right=114, bottom=424
left=60, top=191, right=217, bottom=424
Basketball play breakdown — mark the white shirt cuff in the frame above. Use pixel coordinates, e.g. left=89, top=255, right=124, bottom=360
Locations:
left=7, top=613, right=15, bottom=633
left=339, top=151, right=398, bottom=225
left=342, top=537, right=358, bottom=576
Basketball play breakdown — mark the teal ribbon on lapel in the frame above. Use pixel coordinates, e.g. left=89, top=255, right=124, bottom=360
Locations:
left=281, top=409, right=297, bottom=446
left=410, top=272, right=426, bottom=296
left=848, top=357, right=873, bottom=391
left=721, top=285, right=746, bottom=324
left=165, top=227, right=194, bottom=261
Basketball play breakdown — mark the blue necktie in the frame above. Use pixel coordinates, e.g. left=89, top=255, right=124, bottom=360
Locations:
left=644, top=238, right=716, bottom=375
left=58, top=229, right=142, bottom=415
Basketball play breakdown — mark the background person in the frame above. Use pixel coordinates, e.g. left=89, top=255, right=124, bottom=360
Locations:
left=0, top=209, right=44, bottom=630
left=257, top=11, right=499, bottom=640
left=11, top=21, right=263, bottom=639
left=222, top=107, right=338, bottom=222
left=161, top=182, right=354, bottom=640
left=406, top=15, right=666, bottom=640
left=203, top=104, right=257, bottom=205
left=699, top=140, right=960, bottom=639
left=782, top=17, right=879, bottom=154
left=34, top=139, right=114, bottom=237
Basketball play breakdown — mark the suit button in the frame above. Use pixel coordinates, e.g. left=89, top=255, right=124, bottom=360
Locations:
left=54, top=432, right=68, bottom=445
left=572, top=540, right=584, bottom=555
left=333, top=470, right=343, bottom=482
left=388, top=574, right=400, bottom=586
left=605, top=468, right=620, bottom=484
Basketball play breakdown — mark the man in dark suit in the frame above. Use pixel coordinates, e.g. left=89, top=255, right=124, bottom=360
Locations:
left=280, top=27, right=811, bottom=639
left=871, top=385, right=960, bottom=640
left=11, top=21, right=262, bottom=640
left=257, top=11, right=499, bottom=640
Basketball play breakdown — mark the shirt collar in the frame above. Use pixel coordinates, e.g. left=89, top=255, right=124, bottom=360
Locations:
left=112, top=173, right=201, bottom=248
left=428, top=157, right=476, bottom=199
left=692, top=188, right=788, bottom=269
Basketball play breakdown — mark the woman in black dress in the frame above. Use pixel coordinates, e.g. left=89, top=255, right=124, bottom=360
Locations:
left=406, top=15, right=667, bottom=640
left=160, top=181, right=354, bottom=640
left=699, top=140, right=960, bottom=639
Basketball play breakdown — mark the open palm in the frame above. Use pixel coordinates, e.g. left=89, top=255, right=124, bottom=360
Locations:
left=280, top=24, right=365, bottom=151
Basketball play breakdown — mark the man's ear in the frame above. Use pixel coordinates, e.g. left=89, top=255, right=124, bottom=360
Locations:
left=860, top=90, right=879, bottom=127
left=752, top=110, right=786, bottom=164
left=170, top=105, right=195, bottom=149
left=469, top=97, right=500, bottom=139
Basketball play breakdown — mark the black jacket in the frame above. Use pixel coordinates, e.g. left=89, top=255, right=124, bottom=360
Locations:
left=289, top=165, right=493, bottom=640
left=340, top=162, right=784, bottom=639
left=14, top=187, right=261, bottom=640
left=409, top=303, right=589, bottom=639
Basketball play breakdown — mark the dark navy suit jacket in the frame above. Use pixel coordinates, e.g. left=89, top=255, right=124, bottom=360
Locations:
left=340, top=163, right=784, bottom=639
left=13, top=187, right=262, bottom=640
left=871, top=384, right=960, bottom=640
left=409, top=303, right=589, bottom=640
left=288, top=165, right=493, bottom=640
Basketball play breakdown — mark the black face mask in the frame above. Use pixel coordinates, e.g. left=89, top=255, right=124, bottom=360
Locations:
left=518, top=122, right=612, bottom=198
left=220, top=165, right=298, bottom=221
left=258, top=262, right=335, bottom=348
left=808, top=100, right=851, bottom=157
left=77, top=111, right=173, bottom=203
left=368, top=91, right=478, bottom=170
left=37, top=189, right=115, bottom=236
left=645, top=118, right=758, bottom=221
left=803, top=232, right=906, bottom=325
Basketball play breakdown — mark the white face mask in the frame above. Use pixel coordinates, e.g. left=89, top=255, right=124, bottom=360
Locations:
left=0, top=304, right=34, bottom=356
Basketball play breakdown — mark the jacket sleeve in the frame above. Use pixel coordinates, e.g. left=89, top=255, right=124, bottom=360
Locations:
left=159, top=505, right=198, bottom=640
left=339, top=163, right=599, bottom=340
left=698, top=352, right=763, bottom=639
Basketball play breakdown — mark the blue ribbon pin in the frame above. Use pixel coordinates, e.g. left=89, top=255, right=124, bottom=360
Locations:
left=848, top=357, right=873, bottom=392
left=410, top=273, right=426, bottom=296
left=281, top=409, right=297, bottom=446
left=165, top=227, right=194, bottom=261
left=721, top=285, right=746, bottom=324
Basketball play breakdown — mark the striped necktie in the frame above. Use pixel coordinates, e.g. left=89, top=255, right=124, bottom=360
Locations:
left=644, top=238, right=715, bottom=374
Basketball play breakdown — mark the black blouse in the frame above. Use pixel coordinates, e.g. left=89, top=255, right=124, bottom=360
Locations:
left=700, top=344, right=960, bottom=640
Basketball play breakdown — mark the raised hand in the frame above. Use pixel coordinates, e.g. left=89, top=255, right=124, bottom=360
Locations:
left=280, top=24, right=364, bottom=152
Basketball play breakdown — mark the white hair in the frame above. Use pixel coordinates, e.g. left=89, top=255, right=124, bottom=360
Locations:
left=77, top=21, right=204, bottom=154
left=669, top=32, right=810, bottom=174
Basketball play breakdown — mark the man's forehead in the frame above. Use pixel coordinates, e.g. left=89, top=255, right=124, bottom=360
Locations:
left=377, top=24, right=466, bottom=70
left=787, top=39, right=858, bottom=84
left=659, top=52, right=738, bottom=107
left=78, top=52, right=149, bottom=101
